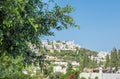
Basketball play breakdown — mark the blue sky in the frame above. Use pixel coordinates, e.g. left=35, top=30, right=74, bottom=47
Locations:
left=43, top=0, right=120, bottom=52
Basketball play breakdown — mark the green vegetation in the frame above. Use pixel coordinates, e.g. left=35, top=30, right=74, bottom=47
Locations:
left=0, top=0, right=78, bottom=78
left=43, top=48, right=97, bottom=61
left=60, top=70, right=80, bottom=79
left=118, top=49, right=120, bottom=67
left=105, top=48, right=120, bottom=71
left=0, top=0, right=78, bottom=58
left=80, top=77, right=86, bottom=79
left=0, top=52, right=28, bottom=79
left=105, top=54, right=110, bottom=68
left=95, top=76, right=98, bottom=79
left=110, top=48, right=118, bottom=68
left=43, top=47, right=98, bottom=71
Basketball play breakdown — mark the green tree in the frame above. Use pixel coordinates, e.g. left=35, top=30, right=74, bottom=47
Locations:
left=105, top=54, right=110, bottom=68
left=0, top=52, right=30, bottom=79
left=82, top=55, right=89, bottom=68
left=0, top=0, right=78, bottom=78
left=110, top=48, right=118, bottom=71
left=95, top=76, right=98, bottom=79
left=118, top=49, right=120, bottom=67
left=67, top=63, right=73, bottom=71
left=0, top=0, right=78, bottom=58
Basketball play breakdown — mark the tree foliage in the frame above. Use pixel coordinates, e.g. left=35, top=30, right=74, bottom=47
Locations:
left=0, top=0, right=78, bottom=57
left=60, top=70, right=80, bottom=79
left=0, top=52, right=30, bottom=79
left=104, top=48, right=120, bottom=71
left=0, top=0, right=78, bottom=78
left=110, top=48, right=118, bottom=69
left=117, top=49, right=120, bottom=67
left=105, top=54, right=110, bottom=68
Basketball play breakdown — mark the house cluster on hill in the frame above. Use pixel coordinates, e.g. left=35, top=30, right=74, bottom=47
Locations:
left=29, top=40, right=110, bottom=65
left=52, top=61, right=80, bottom=74
left=42, top=40, right=81, bottom=51
left=45, top=55, right=80, bottom=74
left=90, top=51, right=109, bottom=64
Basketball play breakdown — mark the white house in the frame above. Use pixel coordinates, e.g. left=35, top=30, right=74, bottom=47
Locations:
left=53, top=66, right=66, bottom=74
left=72, top=61, right=80, bottom=66
left=53, top=61, right=68, bottom=67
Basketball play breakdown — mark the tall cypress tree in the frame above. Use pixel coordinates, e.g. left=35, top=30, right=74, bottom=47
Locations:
left=105, top=54, right=110, bottom=68
left=118, top=49, right=120, bottom=67
left=110, top=48, right=118, bottom=71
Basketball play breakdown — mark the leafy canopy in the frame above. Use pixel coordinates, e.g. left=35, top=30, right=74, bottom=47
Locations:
left=0, top=0, right=78, bottom=78
left=0, top=0, right=78, bottom=57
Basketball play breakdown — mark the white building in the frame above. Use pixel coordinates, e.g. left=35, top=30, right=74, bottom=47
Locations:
left=98, top=51, right=108, bottom=59
left=53, top=61, right=68, bottom=67
left=53, top=66, right=66, bottom=74
left=79, top=73, right=120, bottom=79
left=79, top=67, right=120, bottom=79
left=45, top=55, right=57, bottom=60
left=72, top=61, right=80, bottom=67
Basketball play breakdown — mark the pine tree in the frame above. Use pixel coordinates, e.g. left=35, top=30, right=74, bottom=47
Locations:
left=118, top=49, right=120, bottom=67
left=110, top=48, right=118, bottom=71
left=105, top=54, right=110, bottom=68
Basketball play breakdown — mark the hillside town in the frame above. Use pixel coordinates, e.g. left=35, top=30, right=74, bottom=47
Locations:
left=28, top=40, right=120, bottom=79
left=41, top=40, right=108, bottom=64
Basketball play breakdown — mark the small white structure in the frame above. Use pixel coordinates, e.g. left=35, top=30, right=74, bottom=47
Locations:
left=53, top=66, right=66, bottom=74
left=72, top=61, right=80, bottom=70
left=22, top=66, right=40, bottom=76
left=99, top=67, right=102, bottom=79
left=72, top=61, right=80, bottom=66
left=54, top=61, right=68, bottom=67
